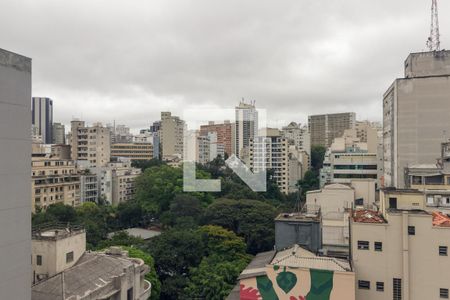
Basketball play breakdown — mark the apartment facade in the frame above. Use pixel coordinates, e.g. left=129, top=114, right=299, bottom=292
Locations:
left=250, top=128, right=304, bottom=194
left=308, top=112, right=356, bottom=147
left=0, top=48, right=32, bottom=300
left=160, top=111, right=185, bottom=160
left=383, top=50, right=450, bottom=188
left=111, top=143, right=153, bottom=161
left=70, top=120, right=111, bottom=168
left=31, top=155, right=81, bottom=212
left=32, top=97, right=53, bottom=144
left=200, top=120, right=233, bottom=156
left=281, top=121, right=311, bottom=156
left=351, top=208, right=450, bottom=300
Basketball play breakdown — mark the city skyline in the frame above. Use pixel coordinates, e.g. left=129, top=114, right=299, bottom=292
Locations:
left=2, top=0, right=450, bottom=132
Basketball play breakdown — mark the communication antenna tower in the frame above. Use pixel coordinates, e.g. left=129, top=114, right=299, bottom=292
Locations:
left=427, top=0, right=441, bottom=51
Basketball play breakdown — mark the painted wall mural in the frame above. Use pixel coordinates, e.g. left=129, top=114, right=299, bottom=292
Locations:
left=239, top=265, right=354, bottom=300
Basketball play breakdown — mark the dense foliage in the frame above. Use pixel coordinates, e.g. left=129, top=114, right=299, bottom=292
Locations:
left=32, top=156, right=304, bottom=299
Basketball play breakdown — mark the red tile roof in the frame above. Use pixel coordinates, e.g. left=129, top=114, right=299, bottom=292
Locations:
left=432, top=211, right=450, bottom=227
left=353, top=210, right=386, bottom=223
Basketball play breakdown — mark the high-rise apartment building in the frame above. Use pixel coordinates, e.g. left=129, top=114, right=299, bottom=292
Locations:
left=281, top=122, right=311, bottom=156
left=111, top=143, right=153, bottom=161
left=235, top=101, right=258, bottom=158
left=383, top=50, right=450, bottom=188
left=160, top=112, right=185, bottom=160
left=32, top=97, right=54, bottom=144
left=200, top=120, right=233, bottom=156
left=52, top=122, right=65, bottom=144
left=250, top=128, right=305, bottom=194
left=70, top=120, right=111, bottom=168
left=308, top=112, right=356, bottom=147
left=0, top=48, right=32, bottom=299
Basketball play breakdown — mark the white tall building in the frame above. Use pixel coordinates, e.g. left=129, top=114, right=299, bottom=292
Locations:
left=234, top=101, right=258, bottom=159
left=0, top=48, right=32, bottom=299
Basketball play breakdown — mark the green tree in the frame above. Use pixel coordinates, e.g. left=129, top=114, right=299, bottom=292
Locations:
left=96, top=231, right=144, bottom=249
left=298, top=170, right=320, bottom=197
left=311, top=145, right=326, bottom=171
left=131, top=159, right=165, bottom=172
left=202, top=199, right=278, bottom=254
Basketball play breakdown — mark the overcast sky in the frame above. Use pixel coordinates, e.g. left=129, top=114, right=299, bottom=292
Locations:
left=2, top=0, right=449, bottom=132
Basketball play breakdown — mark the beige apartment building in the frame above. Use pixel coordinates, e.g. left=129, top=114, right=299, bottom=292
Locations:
left=383, top=50, right=450, bottom=188
left=308, top=112, right=356, bottom=147
left=32, top=224, right=151, bottom=300
left=31, top=155, right=80, bottom=212
left=351, top=208, right=450, bottom=300
left=97, top=161, right=141, bottom=205
left=160, top=111, right=185, bottom=160
left=70, top=120, right=111, bottom=168
left=111, top=143, right=153, bottom=161
left=250, top=128, right=305, bottom=194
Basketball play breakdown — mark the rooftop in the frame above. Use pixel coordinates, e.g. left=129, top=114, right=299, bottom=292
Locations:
left=107, top=227, right=161, bottom=240
left=32, top=248, right=148, bottom=300
left=271, top=245, right=352, bottom=272
left=32, top=223, right=85, bottom=241
left=352, top=210, right=386, bottom=224
left=275, top=211, right=321, bottom=222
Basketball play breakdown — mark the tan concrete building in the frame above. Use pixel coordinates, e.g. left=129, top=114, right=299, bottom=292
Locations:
left=70, top=120, right=111, bottom=168
left=0, top=48, right=32, bottom=300
left=282, top=121, right=311, bottom=157
left=233, top=245, right=355, bottom=300
left=32, top=225, right=151, bottom=300
left=51, top=144, right=71, bottom=159
left=97, top=161, right=141, bottom=205
left=308, top=112, right=356, bottom=147
left=351, top=208, right=450, bottom=300
left=111, top=143, right=153, bottom=161
left=383, top=50, right=450, bottom=188
left=160, top=111, right=185, bottom=160
left=31, top=155, right=80, bottom=212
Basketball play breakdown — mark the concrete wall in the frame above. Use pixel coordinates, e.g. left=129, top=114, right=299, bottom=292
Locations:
left=0, top=48, right=32, bottom=300
left=306, top=184, right=355, bottom=217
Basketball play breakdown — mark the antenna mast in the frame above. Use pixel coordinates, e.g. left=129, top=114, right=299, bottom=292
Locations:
left=427, top=0, right=441, bottom=51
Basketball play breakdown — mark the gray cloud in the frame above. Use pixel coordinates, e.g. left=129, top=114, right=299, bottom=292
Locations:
left=1, top=0, right=449, bottom=132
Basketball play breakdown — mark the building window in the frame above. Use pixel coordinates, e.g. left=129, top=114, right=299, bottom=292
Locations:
left=393, top=278, right=402, bottom=300
left=358, top=280, right=370, bottom=290
left=440, top=246, right=448, bottom=256
left=441, top=289, right=449, bottom=299
left=36, top=255, right=42, bottom=266
left=357, top=241, right=370, bottom=250
left=66, top=251, right=74, bottom=263
left=408, top=226, right=415, bottom=235
left=374, top=242, right=383, bottom=251
left=376, top=281, right=384, bottom=292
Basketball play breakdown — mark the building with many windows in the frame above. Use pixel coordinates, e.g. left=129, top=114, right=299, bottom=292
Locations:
left=200, top=120, right=233, bottom=156
left=383, top=50, right=450, bottom=188
left=70, top=120, right=111, bottom=168
left=235, top=101, right=258, bottom=159
left=160, top=112, right=185, bottom=160
left=52, top=122, right=65, bottom=145
left=31, top=155, right=81, bottom=212
left=281, top=121, right=311, bottom=157
left=351, top=207, right=450, bottom=300
left=32, top=97, right=53, bottom=144
left=111, top=143, right=153, bottom=161
left=249, top=128, right=305, bottom=194
left=308, top=112, right=355, bottom=147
